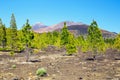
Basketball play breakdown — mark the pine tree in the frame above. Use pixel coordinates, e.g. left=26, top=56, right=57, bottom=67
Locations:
left=47, top=32, right=53, bottom=45
left=104, top=38, right=115, bottom=49
left=0, top=19, right=7, bottom=48
left=10, top=13, right=18, bottom=50
left=60, top=22, right=77, bottom=55
left=6, top=28, right=11, bottom=49
left=17, top=30, right=25, bottom=51
left=1, top=25, right=7, bottom=48
left=54, top=32, right=61, bottom=48
left=66, top=33, right=77, bottom=55
left=32, top=32, right=43, bottom=49
left=61, top=22, right=70, bottom=46
left=77, top=35, right=89, bottom=53
left=114, top=34, right=120, bottom=51
left=22, top=19, right=34, bottom=47
left=87, top=20, right=106, bottom=59
left=39, top=32, right=48, bottom=49
left=0, top=18, right=3, bottom=46
left=22, top=19, right=34, bottom=62
left=52, top=31, right=59, bottom=44
left=76, top=35, right=84, bottom=48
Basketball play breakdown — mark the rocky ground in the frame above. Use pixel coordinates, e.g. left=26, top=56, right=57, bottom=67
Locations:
left=0, top=48, right=120, bottom=80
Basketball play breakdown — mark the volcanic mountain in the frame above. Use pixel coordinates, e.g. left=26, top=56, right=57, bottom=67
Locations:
left=32, top=22, right=48, bottom=30
left=32, top=21, right=117, bottom=38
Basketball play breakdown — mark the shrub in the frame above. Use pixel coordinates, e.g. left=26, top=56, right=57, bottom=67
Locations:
left=36, top=68, right=47, bottom=77
left=33, top=49, right=39, bottom=54
left=12, top=64, right=16, bottom=68
left=0, top=48, right=6, bottom=51
left=9, top=51, right=15, bottom=56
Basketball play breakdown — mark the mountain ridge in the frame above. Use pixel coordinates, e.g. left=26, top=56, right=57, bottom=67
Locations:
left=32, top=21, right=117, bottom=38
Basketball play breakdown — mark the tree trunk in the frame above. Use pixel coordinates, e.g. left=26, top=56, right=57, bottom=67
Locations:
left=2, top=40, right=5, bottom=48
left=93, top=55, right=96, bottom=61
left=26, top=44, right=29, bottom=62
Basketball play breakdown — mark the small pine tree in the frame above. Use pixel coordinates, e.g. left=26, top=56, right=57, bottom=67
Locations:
left=104, top=38, right=115, bottom=49
left=77, top=36, right=89, bottom=53
left=47, top=32, right=53, bottom=45
left=66, top=33, right=77, bottom=55
left=1, top=25, right=7, bottom=48
left=39, top=32, right=48, bottom=49
left=0, top=19, right=7, bottom=48
left=61, top=22, right=70, bottom=46
left=87, top=20, right=106, bottom=59
left=54, top=33, right=61, bottom=48
left=32, top=33, right=41, bottom=49
left=60, top=22, right=77, bottom=55
left=52, top=31, right=60, bottom=44
left=0, top=19, right=3, bottom=46
left=32, top=32, right=48, bottom=49
left=17, top=30, right=25, bottom=51
left=114, top=34, right=120, bottom=51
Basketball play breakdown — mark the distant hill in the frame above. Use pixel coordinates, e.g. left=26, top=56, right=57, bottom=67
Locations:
left=32, top=21, right=117, bottom=38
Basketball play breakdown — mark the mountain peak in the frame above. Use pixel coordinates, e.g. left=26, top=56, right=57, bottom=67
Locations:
left=32, top=22, right=48, bottom=30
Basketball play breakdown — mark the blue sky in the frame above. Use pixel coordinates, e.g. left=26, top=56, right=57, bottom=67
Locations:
left=0, top=0, right=120, bottom=33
